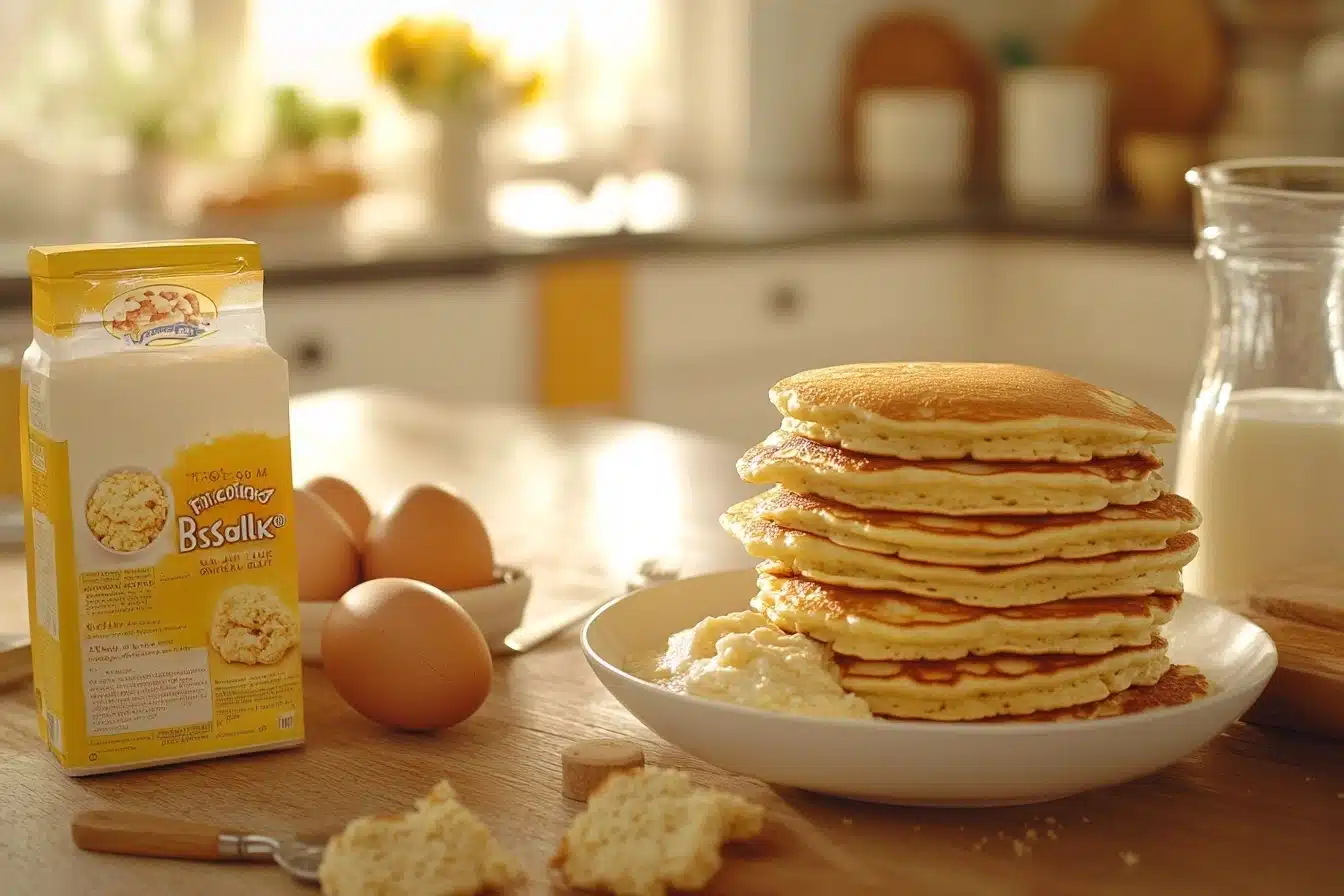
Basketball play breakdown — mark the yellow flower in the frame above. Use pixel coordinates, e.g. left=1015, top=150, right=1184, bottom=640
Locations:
left=369, top=16, right=519, bottom=111
left=413, top=38, right=452, bottom=96
left=515, top=70, right=546, bottom=107
left=466, top=37, right=494, bottom=74
left=367, top=28, right=399, bottom=82
left=368, top=19, right=419, bottom=92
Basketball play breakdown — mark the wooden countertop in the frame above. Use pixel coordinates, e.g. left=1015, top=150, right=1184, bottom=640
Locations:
left=0, top=390, right=1340, bottom=895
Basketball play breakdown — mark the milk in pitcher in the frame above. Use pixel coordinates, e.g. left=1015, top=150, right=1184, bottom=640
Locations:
left=1175, top=387, right=1344, bottom=601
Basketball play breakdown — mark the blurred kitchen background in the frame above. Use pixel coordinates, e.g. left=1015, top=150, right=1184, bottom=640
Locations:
left=0, top=0, right=1340, bottom=470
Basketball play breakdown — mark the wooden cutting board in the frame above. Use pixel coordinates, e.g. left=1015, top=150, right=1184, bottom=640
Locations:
left=1237, top=589, right=1344, bottom=741
left=1063, top=0, right=1228, bottom=192
left=838, top=12, right=996, bottom=196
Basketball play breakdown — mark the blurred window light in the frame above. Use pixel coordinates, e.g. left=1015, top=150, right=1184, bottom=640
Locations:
left=247, top=0, right=671, bottom=167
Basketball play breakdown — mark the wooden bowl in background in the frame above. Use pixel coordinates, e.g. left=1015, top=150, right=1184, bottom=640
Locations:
left=1121, top=133, right=1206, bottom=216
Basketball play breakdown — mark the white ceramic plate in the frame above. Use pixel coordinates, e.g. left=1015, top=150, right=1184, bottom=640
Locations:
left=299, top=565, right=532, bottom=662
left=581, top=570, right=1277, bottom=807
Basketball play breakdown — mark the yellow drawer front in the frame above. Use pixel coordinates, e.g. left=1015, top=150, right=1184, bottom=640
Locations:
left=536, top=258, right=626, bottom=412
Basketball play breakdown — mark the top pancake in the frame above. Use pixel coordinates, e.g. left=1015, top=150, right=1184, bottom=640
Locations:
left=771, top=362, right=1176, bottom=461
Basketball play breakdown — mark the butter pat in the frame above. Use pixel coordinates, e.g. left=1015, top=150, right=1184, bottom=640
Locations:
left=22, top=239, right=304, bottom=775
left=636, top=610, right=872, bottom=720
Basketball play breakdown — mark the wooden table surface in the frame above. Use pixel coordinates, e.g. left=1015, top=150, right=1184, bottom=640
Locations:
left=1, top=390, right=1341, bottom=896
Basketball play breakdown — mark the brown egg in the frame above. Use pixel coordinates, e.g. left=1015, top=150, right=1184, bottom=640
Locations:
left=322, top=578, right=492, bottom=730
left=294, top=489, right=361, bottom=602
left=303, top=476, right=372, bottom=548
left=363, top=484, right=495, bottom=592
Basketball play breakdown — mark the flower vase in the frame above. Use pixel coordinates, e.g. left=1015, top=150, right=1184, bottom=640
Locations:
left=427, top=111, right=488, bottom=229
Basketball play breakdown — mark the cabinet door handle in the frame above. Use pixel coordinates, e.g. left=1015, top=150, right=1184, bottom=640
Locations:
left=767, top=284, right=803, bottom=318
left=293, top=338, right=327, bottom=371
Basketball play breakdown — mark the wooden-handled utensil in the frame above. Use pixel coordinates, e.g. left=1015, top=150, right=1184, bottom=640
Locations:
left=72, top=809, right=326, bottom=884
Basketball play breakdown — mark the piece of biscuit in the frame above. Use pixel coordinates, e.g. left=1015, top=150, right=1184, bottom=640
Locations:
left=209, top=585, right=297, bottom=665
left=551, top=767, right=765, bottom=896
left=319, top=780, right=523, bottom=896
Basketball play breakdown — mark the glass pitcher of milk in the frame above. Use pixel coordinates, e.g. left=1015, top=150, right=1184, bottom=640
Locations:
left=1178, top=159, right=1344, bottom=603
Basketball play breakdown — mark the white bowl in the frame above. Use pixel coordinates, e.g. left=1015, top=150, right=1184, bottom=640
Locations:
left=299, top=565, right=532, bottom=663
left=84, top=466, right=174, bottom=560
left=581, top=570, right=1277, bottom=807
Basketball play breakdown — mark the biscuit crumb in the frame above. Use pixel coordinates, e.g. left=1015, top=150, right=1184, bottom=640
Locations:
left=318, top=780, right=523, bottom=896
left=1025, top=828, right=1038, bottom=842
left=841, top=818, right=853, bottom=825
left=1082, top=816, right=1090, bottom=823
left=1120, top=851, right=1140, bottom=867
left=971, top=841, right=982, bottom=852
left=1045, top=816, right=1056, bottom=825
left=1046, top=829, right=1058, bottom=841
left=1012, top=839, right=1030, bottom=857
left=551, top=767, right=764, bottom=896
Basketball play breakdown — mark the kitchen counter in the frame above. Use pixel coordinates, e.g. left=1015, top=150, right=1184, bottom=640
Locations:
left=0, top=190, right=1194, bottom=306
left=0, top=391, right=1338, bottom=896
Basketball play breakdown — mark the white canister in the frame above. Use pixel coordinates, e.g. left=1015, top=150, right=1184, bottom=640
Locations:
left=857, top=88, right=971, bottom=197
left=1002, top=68, right=1108, bottom=206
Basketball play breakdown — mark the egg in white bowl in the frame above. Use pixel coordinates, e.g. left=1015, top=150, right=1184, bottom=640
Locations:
left=300, top=565, right=532, bottom=662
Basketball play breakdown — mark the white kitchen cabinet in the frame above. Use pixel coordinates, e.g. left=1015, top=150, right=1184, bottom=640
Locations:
left=0, top=312, right=27, bottom=346
left=628, top=238, right=1210, bottom=464
left=264, top=273, right=533, bottom=404
left=629, top=238, right=981, bottom=448
left=982, top=242, right=1207, bottom=384
left=980, top=242, right=1208, bottom=466
left=0, top=272, right=531, bottom=404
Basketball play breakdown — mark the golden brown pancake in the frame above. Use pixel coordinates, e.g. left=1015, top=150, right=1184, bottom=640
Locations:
left=753, top=572, right=1178, bottom=660
left=984, top=664, right=1211, bottom=723
left=741, top=487, right=1201, bottom=566
left=773, top=362, right=1174, bottom=429
left=839, top=638, right=1168, bottom=684
left=839, top=638, right=1171, bottom=721
left=736, top=431, right=1168, bottom=515
left=770, top=362, right=1175, bottom=461
left=741, top=433, right=1162, bottom=480
left=725, top=505, right=1197, bottom=605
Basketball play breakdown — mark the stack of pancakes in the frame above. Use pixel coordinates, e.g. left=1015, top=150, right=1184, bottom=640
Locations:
left=721, top=362, right=1211, bottom=722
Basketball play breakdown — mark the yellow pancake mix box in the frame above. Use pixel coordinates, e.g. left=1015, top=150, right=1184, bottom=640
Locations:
left=22, top=239, right=304, bottom=775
